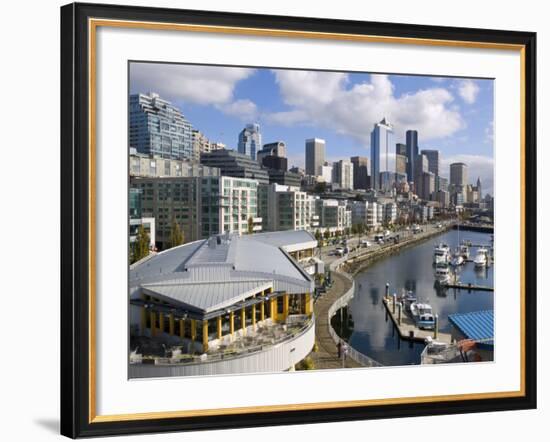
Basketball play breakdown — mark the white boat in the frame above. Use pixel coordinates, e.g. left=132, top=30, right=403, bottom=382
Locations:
left=451, top=250, right=464, bottom=267
left=435, top=262, right=451, bottom=282
left=410, top=302, right=436, bottom=330
left=398, top=290, right=417, bottom=311
left=473, top=247, right=488, bottom=268
left=433, top=243, right=450, bottom=265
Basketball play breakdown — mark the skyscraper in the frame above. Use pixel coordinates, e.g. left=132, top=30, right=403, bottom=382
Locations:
left=420, top=149, right=441, bottom=177
left=370, top=118, right=395, bottom=190
left=414, top=154, right=428, bottom=195
left=305, top=138, right=325, bottom=176
left=129, top=92, right=194, bottom=160
left=350, top=156, right=369, bottom=190
left=405, top=130, right=419, bottom=183
left=238, top=123, right=262, bottom=160
left=450, top=162, right=468, bottom=187
left=396, top=143, right=407, bottom=157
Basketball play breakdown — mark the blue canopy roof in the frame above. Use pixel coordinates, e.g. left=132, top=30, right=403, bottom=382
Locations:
left=448, top=310, right=494, bottom=348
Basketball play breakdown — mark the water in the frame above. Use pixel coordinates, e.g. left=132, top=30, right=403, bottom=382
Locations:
left=346, top=229, right=494, bottom=366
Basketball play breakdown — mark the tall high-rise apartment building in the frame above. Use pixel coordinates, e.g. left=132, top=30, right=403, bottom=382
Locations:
left=405, top=130, right=419, bottom=183
left=370, top=118, right=395, bottom=190
left=129, top=92, right=194, bottom=160
left=238, top=123, right=262, bottom=160
left=305, top=138, right=326, bottom=176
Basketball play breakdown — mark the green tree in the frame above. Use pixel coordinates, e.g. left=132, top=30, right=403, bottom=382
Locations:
left=314, top=229, right=322, bottom=242
left=323, top=230, right=330, bottom=240
left=168, top=218, right=184, bottom=248
left=248, top=216, right=254, bottom=234
left=131, top=225, right=150, bottom=264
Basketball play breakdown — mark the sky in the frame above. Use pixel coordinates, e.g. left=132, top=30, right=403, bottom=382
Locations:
left=130, top=62, right=494, bottom=194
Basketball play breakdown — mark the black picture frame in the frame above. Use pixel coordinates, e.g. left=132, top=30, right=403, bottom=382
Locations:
left=60, top=2, right=537, bottom=438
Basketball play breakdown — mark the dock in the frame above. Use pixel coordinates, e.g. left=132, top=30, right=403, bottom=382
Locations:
left=382, top=296, right=452, bottom=344
left=442, top=282, right=494, bottom=291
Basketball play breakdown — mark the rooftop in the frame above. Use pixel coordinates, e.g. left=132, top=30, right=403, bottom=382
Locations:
left=130, top=231, right=316, bottom=315
left=448, top=310, right=494, bottom=348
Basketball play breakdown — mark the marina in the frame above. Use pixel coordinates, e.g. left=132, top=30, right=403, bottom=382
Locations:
left=343, top=229, right=494, bottom=366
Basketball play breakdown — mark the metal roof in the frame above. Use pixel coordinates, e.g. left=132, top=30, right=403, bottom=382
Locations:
left=130, top=231, right=315, bottom=314
left=251, top=230, right=317, bottom=253
left=448, top=310, right=494, bottom=347
left=142, top=279, right=272, bottom=313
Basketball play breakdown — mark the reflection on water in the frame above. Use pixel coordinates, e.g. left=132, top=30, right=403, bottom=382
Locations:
left=347, top=230, right=494, bottom=366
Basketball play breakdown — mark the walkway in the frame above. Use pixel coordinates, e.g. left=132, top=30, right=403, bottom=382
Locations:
left=310, top=272, right=361, bottom=369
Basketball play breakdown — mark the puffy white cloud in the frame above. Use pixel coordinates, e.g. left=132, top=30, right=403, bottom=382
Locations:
left=457, top=79, right=480, bottom=104
left=441, top=154, right=494, bottom=195
left=130, top=63, right=255, bottom=106
left=216, top=99, right=258, bottom=121
left=266, top=71, right=464, bottom=146
left=484, top=121, right=494, bottom=144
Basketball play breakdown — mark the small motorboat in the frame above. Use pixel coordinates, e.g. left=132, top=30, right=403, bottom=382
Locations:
left=474, top=247, right=488, bottom=268
left=410, top=302, right=436, bottom=330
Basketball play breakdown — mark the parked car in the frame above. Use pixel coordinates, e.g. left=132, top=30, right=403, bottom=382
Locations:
left=335, top=247, right=345, bottom=256
left=360, top=239, right=371, bottom=248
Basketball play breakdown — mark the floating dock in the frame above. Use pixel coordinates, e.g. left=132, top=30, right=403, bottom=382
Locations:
left=382, top=296, right=452, bottom=344
left=442, top=282, right=494, bottom=291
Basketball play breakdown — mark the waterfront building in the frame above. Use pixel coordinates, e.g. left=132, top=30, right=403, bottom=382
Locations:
left=130, top=149, right=220, bottom=178
left=420, top=149, right=441, bottom=177
left=406, top=130, right=419, bottom=183
left=130, top=92, right=194, bottom=160
left=450, top=162, right=468, bottom=187
left=350, top=156, right=369, bottom=190
left=319, top=164, right=333, bottom=183
left=129, top=230, right=316, bottom=377
left=376, top=203, right=384, bottom=226
left=396, top=142, right=407, bottom=157
left=209, top=142, right=226, bottom=151
left=370, top=118, right=395, bottom=190
left=259, top=184, right=319, bottom=232
left=384, top=202, right=397, bottom=224
left=315, top=199, right=352, bottom=234
left=200, top=149, right=269, bottom=184
left=350, top=200, right=369, bottom=226
left=448, top=310, right=494, bottom=362
left=238, top=123, right=262, bottom=160
left=332, top=159, right=354, bottom=190
left=131, top=175, right=262, bottom=248
left=366, top=202, right=378, bottom=229
left=305, top=138, right=326, bottom=177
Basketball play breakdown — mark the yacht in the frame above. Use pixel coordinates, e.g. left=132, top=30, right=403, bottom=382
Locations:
left=473, top=247, right=488, bottom=268
left=410, top=302, right=436, bottom=330
left=459, top=244, right=470, bottom=259
left=451, top=250, right=464, bottom=267
left=433, top=243, right=450, bottom=265
left=398, top=290, right=417, bottom=311
left=435, top=262, right=451, bottom=282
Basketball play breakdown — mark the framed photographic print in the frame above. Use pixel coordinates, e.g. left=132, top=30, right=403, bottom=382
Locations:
left=60, top=2, right=537, bottom=438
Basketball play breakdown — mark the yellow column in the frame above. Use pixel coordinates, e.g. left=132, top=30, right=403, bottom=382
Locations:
left=252, top=305, right=256, bottom=328
left=190, top=319, right=196, bottom=342
left=241, top=307, right=246, bottom=335
left=217, top=316, right=222, bottom=339
left=283, top=294, right=289, bottom=321
left=159, top=313, right=165, bottom=334
left=229, top=312, right=235, bottom=336
left=179, top=319, right=185, bottom=339
left=202, top=320, right=209, bottom=352
left=305, top=292, right=312, bottom=315
left=260, top=301, right=265, bottom=322
left=270, top=298, right=277, bottom=322
left=150, top=311, right=157, bottom=337
left=169, top=314, right=175, bottom=335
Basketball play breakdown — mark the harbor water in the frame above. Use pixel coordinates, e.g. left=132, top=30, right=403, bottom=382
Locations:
left=345, top=229, right=494, bottom=366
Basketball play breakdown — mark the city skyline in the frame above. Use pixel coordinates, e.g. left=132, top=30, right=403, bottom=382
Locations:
left=130, top=62, right=494, bottom=193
